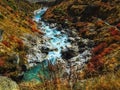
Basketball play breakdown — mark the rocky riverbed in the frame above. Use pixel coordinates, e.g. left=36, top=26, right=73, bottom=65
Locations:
left=0, top=0, right=120, bottom=90
left=22, top=7, right=94, bottom=82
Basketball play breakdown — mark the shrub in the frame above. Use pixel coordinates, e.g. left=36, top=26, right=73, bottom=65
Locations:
left=0, top=13, right=4, bottom=19
left=109, top=27, right=120, bottom=36
left=2, top=40, right=10, bottom=47
left=53, top=7, right=66, bottom=16
left=0, top=58, right=4, bottom=67
left=92, top=42, right=108, bottom=54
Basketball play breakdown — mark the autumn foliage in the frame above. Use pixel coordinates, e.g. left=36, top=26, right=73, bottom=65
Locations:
left=0, top=57, right=5, bottom=67
left=92, top=42, right=108, bottom=54
left=108, top=27, right=120, bottom=36
left=28, top=18, right=35, bottom=25
left=2, top=40, right=11, bottom=47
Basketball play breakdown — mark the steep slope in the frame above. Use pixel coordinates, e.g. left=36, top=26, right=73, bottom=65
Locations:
left=0, top=0, right=41, bottom=81
left=42, top=0, right=120, bottom=89
left=44, top=0, right=120, bottom=75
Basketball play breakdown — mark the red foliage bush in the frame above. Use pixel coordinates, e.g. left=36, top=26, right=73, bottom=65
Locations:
left=87, top=56, right=105, bottom=72
left=87, top=62, right=95, bottom=72
left=79, top=29, right=88, bottom=35
left=95, top=20, right=104, bottom=27
left=100, top=47, right=113, bottom=56
left=31, top=27, right=43, bottom=34
left=16, top=38, right=23, bottom=45
left=28, top=19, right=35, bottom=25
left=109, top=44, right=119, bottom=48
left=0, top=58, right=5, bottom=67
left=2, top=41, right=10, bottom=47
left=92, top=42, right=108, bottom=54
left=9, top=35, right=23, bottom=45
left=113, top=35, right=120, bottom=41
left=90, top=55, right=101, bottom=62
left=88, top=43, right=117, bottom=72
left=9, top=35, right=15, bottom=41
left=116, top=23, right=120, bottom=27
left=88, top=42, right=116, bottom=72
left=9, top=35, right=24, bottom=50
left=31, top=27, right=39, bottom=32
left=109, top=27, right=120, bottom=36
left=15, top=37, right=24, bottom=50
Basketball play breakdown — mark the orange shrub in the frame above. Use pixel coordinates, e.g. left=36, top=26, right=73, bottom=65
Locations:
left=9, top=35, right=16, bottom=41
left=2, top=40, right=10, bottom=47
left=92, top=42, right=108, bottom=54
left=100, top=47, right=113, bottom=56
left=31, top=27, right=43, bottom=34
left=0, top=58, right=4, bottom=67
left=28, top=18, right=35, bottom=25
left=116, top=23, right=120, bottom=28
left=108, top=27, right=120, bottom=36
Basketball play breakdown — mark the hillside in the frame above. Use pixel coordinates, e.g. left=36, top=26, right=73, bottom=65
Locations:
left=43, top=0, right=120, bottom=89
left=44, top=0, right=120, bottom=75
left=0, top=0, right=41, bottom=81
left=0, top=0, right=120, bottom=90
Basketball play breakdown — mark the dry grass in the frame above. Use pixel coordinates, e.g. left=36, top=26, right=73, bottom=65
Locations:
left=0, top=0, right=41, bottom=54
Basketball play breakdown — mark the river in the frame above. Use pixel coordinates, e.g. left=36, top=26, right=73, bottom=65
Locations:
left=23, top=7, right=71, bottom=82
left=23, top=7, right=92, bottom=82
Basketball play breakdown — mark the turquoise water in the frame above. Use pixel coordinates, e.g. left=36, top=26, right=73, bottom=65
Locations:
left=23, top=60, right=49, bottom=82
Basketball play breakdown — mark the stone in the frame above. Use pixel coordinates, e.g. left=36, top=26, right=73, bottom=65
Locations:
left=68, top=37, right=75, bottom=42
left=49, top=23, right=56, bottom=28
left=0, top=76, right=20, bottom=90
left=0, top=29, right=4, bottom=41
left=62, top=48, right=78, bottom=60
left=80, top=5, right=100, bottom=21
left=78, top=41, right=86, bottom=48
left=57, top=24, right=63, bottom=30
left=8, top=54, right=20, bottom=64
left=101, top=0, right=108, bottom=3
left=41, top=46, right=50, bottom=54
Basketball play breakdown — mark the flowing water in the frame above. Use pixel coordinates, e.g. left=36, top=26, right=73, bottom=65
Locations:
left=23, top=7, right=92, bottom=82
left=23, top=7, right=71, bottom=81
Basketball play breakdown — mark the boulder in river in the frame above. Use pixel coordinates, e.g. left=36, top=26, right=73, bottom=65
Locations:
left=62, top=49, right=78, bottom=60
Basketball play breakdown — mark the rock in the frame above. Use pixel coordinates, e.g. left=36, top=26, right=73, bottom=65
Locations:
left=57, top=24, right=63, bottom=30
left=41, top=46, right=50, bottom=54
left=101, top=0, right=108, bottom=3
left=87, top=40, right=95, bottom=48
left=79, top=48, right=86, bottom=53
left=66, top=44, right=72, bottom=48
left=75, top=36, right=81, bottom=40
left=80, top=5, right=100, bottom=21
left=68, top=4, right=86, bottom=16
left=0, top=76, right=20, bottom=90
left=78, top=41, right=86, bottom=48
left=8, top=54, right=20, bottom=64
left=47, top=19, right=56, bottom=23
left=0, top=13, right=4, bottom=19
left=71, top=30, right=78, bottom=36
left=27, top=0, right=56, bottom=3
left=68, top=37, right=75, bottom=42
left=61, top=30, right=66, bottom=34
left=62, top=48, right=78, bottom=60
left=0, top=29, right=4, bottom=41
left=62, top=50, right=74, bottom=60
left=49, top=23, right=56, bottom=28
